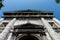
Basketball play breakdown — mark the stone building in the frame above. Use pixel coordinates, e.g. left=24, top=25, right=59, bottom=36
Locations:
left=0, top=9, right=60, bottom=40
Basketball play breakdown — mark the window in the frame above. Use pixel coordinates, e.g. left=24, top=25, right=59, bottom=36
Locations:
left=2, top=22, right=8, bottom=27
left=48, top=13, right=53, bottom=15
left=49, top=22, right=53, bottom=26
left=41, top=13, right=47, bottom=15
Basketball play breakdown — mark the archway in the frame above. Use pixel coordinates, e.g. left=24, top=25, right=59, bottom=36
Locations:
left=19, top=35, right=39, bottom=40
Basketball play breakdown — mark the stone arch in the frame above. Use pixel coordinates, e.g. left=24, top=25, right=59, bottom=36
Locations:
left=16, top=34, right=39, bottom=40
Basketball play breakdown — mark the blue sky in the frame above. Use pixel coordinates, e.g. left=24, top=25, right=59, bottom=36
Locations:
left=0, top=0, right=60, bottom=20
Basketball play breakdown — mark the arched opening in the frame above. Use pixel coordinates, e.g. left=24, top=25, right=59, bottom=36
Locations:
left=19, top=35, right=39, bottom=40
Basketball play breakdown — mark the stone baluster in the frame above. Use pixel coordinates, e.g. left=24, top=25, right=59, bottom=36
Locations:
left=41, top=18, right=60, bottom=40
left=0, top=18, right=16, bottom=40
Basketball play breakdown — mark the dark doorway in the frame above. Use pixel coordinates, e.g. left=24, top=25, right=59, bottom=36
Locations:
left=19, top=35, right=39, bottom=40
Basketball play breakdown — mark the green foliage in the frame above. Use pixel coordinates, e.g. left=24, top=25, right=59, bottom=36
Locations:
left=56, top=0, right=60, bottom=3
left=0, top=3, right=3, bottom=9
left=0, top=0, right=2, bottom=1
left=0, top=0, right=3, bottom=9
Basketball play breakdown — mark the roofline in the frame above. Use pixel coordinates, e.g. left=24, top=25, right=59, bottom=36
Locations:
left=3, top=9, right=53, bottom=13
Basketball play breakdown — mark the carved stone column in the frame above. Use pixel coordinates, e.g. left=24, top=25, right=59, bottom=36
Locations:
left=0, top=18, right=16, bottom=40
left=46, top=32, right=52, bottom=40
left=53, top=18, right=60, bottom=28
left=41, top=18, right=60, bottom=40
left=7, top=33, right=12, bottom=40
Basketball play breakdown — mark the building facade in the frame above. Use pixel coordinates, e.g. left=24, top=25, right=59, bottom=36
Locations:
left=0, top=9, right=60, bottom=40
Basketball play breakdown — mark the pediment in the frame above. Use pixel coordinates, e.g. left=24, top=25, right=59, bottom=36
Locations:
left=14, top=23, right=44, bottom=29
left=19, top=9, right=40, bottom=12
